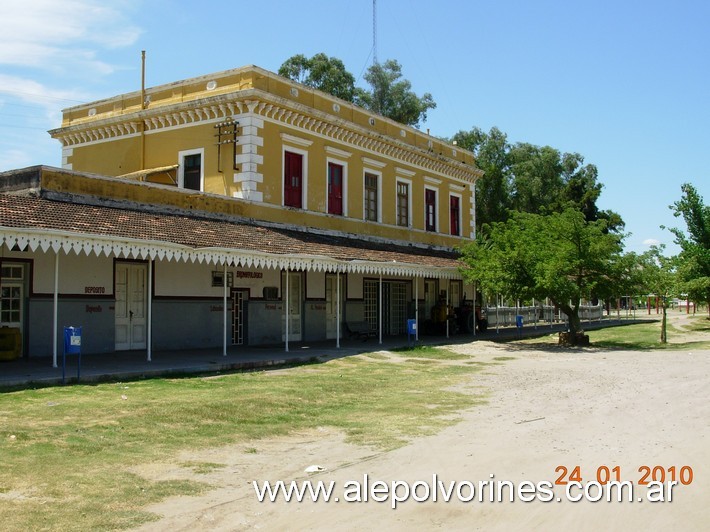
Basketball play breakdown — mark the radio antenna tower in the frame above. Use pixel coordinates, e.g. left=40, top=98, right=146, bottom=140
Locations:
left=373, top=0, right=378, bottom=65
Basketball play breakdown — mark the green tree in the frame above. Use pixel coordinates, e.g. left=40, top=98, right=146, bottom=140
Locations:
left=355, top=59, right=436, bottom=128
left=450, top=127, right=623, bottom=232
left=451, top=127, right=512, bottom=230
left=278, top=53, right=356, bottom=102
left=459, top=209, right=626, bottom=344
left=638, top=246, right=678, bottom=343
left=668, top=183, right=710, bottom=314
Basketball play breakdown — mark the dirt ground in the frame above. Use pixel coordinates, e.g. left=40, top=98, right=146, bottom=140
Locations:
left=134, top=314, right=710, bottom=531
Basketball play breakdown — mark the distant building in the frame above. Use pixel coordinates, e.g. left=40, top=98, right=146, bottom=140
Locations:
left=0, top=65, right=482, bottom=361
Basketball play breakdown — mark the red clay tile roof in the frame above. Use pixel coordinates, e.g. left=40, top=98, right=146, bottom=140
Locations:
left=0, top=194, right=461, bottom=269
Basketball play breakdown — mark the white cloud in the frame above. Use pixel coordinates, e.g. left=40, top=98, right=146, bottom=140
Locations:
left=0, top=74, right=89, bottom=111
left=643, top=238, right=661, bottom=247
left=0, top=0, right=142, bottom=74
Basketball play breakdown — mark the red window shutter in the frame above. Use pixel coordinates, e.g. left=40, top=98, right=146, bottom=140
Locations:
left=328, top=162, right=343, bottom=215
left=450, top=196, right=460, bottom=236
left=284, top=152, right=303, bottom=208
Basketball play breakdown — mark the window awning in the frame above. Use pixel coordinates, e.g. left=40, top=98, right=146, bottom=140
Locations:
left=118, top=165, right=178, bottom=183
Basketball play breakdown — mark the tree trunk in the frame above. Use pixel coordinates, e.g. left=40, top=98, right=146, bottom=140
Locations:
left=558, top=304, right=589, bottom=346
left=660, top=305, right=667, bottom=344
left=567, top=309, right=582, bottom=337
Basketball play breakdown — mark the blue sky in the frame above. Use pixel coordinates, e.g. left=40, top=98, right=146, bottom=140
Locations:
left=1, top=0, right=707, bottom=254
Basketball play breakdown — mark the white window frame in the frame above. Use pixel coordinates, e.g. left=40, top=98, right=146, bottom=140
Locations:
left=449, top=192, right=463, bottom=236
left=281, top=144, right=309, bottom=210
left=178, top=148, right=204, bottom=191
left=424, top=185, right=439, bottom=233
left=363, top=168, right=382, bottom=223
left=395, top=177, right=413, bottom=228
left=325, top=157, right=348, bottom=216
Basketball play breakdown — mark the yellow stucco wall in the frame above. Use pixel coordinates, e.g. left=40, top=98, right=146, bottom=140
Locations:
left=54, top=66, right=479, bottom=249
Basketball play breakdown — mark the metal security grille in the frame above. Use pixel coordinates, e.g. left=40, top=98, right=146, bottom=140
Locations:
left=232, top=290, right=244, bottom=345
left=364, top=280, right=378, bottom=330
left=388, top=282, right=407, bottom=334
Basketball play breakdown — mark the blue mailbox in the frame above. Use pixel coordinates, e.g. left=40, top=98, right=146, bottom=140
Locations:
left=407, top=319, right=417, bottom=344
left=407, top=319, right=417, bottom=335
left=64, top=326, right=82, bottom=354
left=62, top=326, right=82, bottom=384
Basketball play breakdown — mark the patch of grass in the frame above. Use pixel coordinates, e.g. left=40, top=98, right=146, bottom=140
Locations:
left=363, top=352, right=389, bottom=360
left=683, top=316, right=710, bottom=332
left=0, top=351, right=489, bottom=530
left=588, top=322, right=710, bottom=350
left=493, top=356, right=517, bottom=361
left=181, top=461, right=225, bottom=474
left=393, top=345, right=471, bottom=360
left=517, top=321, right=710, bottom=350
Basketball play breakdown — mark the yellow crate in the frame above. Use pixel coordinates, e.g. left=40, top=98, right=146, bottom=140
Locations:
left=0, top=327, right=21, bottom=361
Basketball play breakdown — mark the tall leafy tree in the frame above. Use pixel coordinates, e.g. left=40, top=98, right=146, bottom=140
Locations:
left=450, top=126, right=623, bottom=232
left=638, top=245, right=679, bottom=343
left=355, top=59, right=436, bottom=128
left=459, top=209, right=626, bottom=343
left=279, top=55, right=435, bottom=128
left=668, top=183, right=710, bottom=314
left=451, top=127, right=512, bottom=229
left=278, top=53, right=356, bottom=102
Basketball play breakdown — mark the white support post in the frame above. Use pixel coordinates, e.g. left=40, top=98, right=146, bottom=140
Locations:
left=415, top=277, right=419, bottom=341
left=472, top=282, right=477, bottom=337
left=378, top=274, right=383, bottom=345
left=446, top=279, right=450, bottom=339
left=285, top=269, right=290, bottom=352
left=52, top=250, right=59, bottom=368
left=147, top=258, right=153, bottom=362
left=336, top=270, right=341, bottom=349
left=496, top=294, right=500, bottom=334
left=222, top=261, right=228, bottom=357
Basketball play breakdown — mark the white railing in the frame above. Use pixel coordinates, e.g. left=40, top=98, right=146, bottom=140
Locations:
left=483, top=304, right=606, bottom=328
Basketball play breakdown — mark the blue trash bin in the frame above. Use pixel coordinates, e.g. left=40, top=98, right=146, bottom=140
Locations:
left=515, top=315, right=524, bottom=328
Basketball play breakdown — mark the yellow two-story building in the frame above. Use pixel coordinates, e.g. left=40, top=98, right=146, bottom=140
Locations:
left=0, top=65, right=483, bottom=360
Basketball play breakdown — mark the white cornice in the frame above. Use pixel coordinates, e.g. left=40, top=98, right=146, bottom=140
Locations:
left=51, top=90, right=483, bottom=183
left=279, top=132, right=314, bottom=147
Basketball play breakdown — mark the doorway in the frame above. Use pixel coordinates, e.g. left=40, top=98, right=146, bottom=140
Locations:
left=115, top=262, right=147, bottom=350
left=281, top=271, right=302, bottom=341
left=325, top=274, right=344, bottom=339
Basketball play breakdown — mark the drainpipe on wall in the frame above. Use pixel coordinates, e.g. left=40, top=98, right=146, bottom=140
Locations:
left=52, top=250, right=59, bottom=368
left=140, top=50, right=146, bottom=171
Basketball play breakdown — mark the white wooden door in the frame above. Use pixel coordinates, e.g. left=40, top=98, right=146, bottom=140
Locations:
left=281, top=272, right=302, bottom=341
left=115, top=263, right=147, bottom=350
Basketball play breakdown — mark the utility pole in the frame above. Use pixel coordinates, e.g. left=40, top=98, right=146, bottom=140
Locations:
left=373, top=0, right=378, bottom=65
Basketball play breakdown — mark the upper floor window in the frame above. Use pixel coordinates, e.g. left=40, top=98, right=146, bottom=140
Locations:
left=450, top=194, right=461, bottom=236
left=327, top=162, right=344, bottom=215
left=425, top=188, right=437, bottom=232
left=284, top=150, right=304, bottom=208
left=178, top=148, right=204, bottom=191
left=397, top=181, right=410, bottom=227
left=364, top=172, right=379, bottom=222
